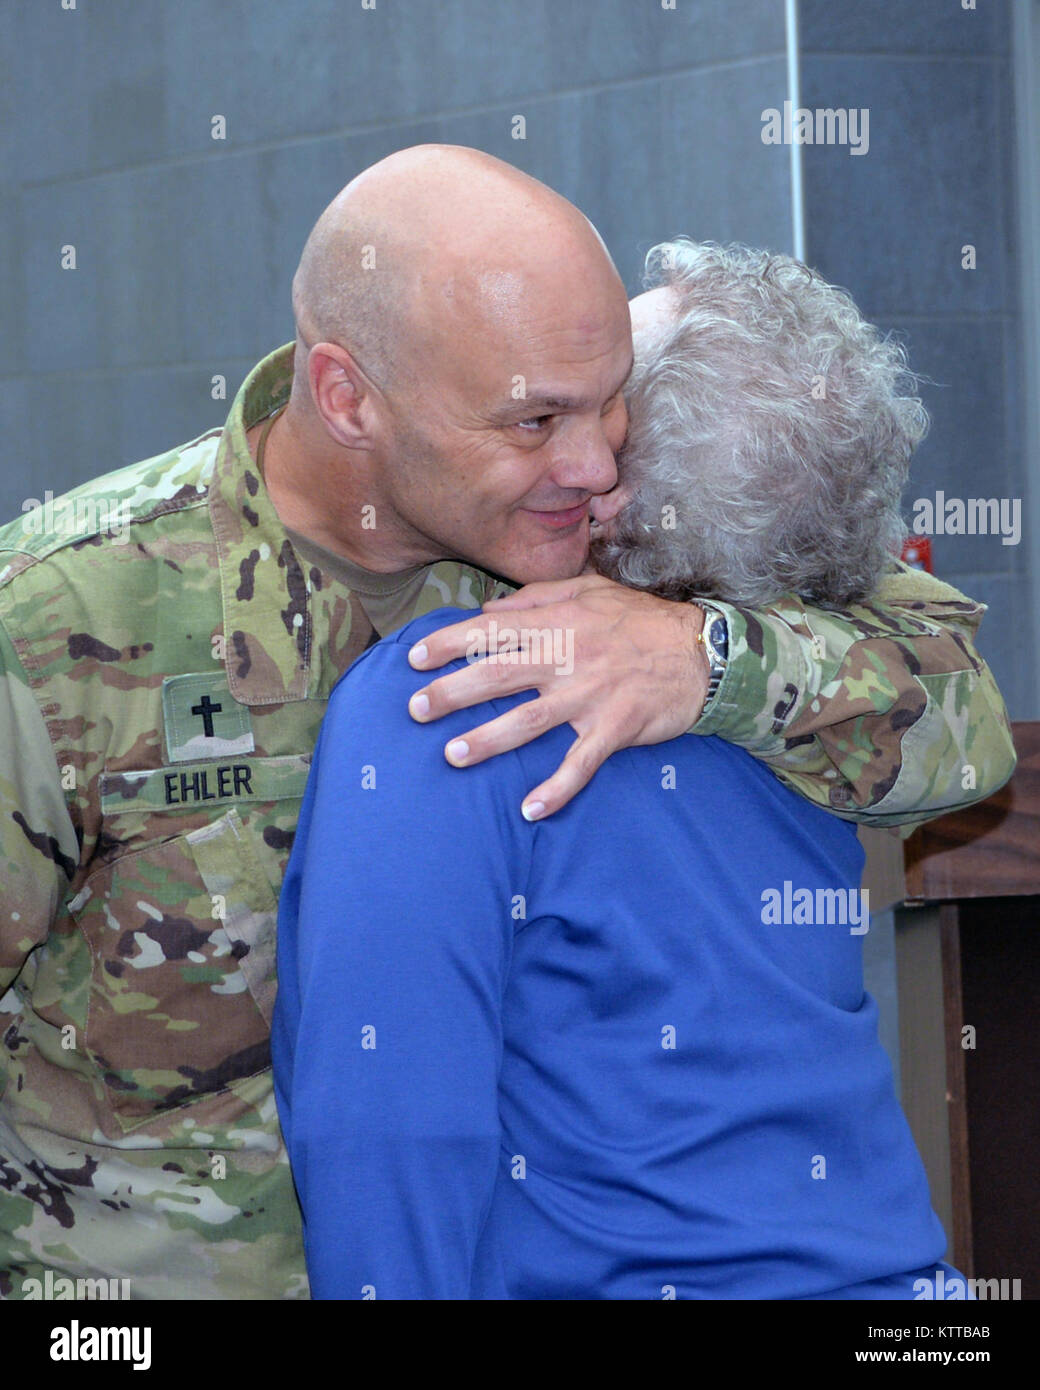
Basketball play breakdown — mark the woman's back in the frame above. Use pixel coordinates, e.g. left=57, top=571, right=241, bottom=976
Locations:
left=484, top=731, right=944, bottom=1299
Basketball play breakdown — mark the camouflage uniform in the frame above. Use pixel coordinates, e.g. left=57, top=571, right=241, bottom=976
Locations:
left=698, top=563, right=1017, bottom=830
left=0, top=343, right=1015, bottom=1300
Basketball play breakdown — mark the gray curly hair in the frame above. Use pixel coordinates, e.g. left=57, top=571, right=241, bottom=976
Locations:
left=592, top=240, right=928, bottom=608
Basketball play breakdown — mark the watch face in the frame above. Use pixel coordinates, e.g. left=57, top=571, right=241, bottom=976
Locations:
left=708, top=615, right=729, bottom=660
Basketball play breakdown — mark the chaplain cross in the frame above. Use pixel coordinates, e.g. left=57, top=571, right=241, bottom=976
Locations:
left=191, top=694, right=223, bottom=738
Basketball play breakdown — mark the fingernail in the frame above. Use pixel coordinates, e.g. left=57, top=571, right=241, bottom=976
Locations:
left=409, top=693, right=430, bottom=718
left=408, top=643, right=428, bottom=667
left=445, top=739, right=469, bottom=764
left=521, top=801, right=545, bottom=822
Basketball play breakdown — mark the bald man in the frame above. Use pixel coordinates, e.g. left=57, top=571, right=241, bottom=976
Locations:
left=0, top=145, right=1012, bottom=1300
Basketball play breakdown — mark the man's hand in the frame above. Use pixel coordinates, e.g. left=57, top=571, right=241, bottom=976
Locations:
left=406, top=574, right=708, bottom=819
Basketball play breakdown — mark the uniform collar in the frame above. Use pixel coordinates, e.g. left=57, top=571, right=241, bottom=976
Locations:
left=208, top=342, right=375, bottom=705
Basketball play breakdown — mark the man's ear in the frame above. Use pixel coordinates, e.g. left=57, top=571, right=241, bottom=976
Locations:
left=307, top=342, right=383, bottom=451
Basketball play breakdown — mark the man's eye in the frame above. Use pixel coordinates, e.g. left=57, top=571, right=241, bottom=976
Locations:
left=515, top=415, right=553, bottom=432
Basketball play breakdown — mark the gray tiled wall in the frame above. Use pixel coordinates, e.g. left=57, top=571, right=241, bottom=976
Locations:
left=2, top=0, right=791, bottom=514
left=799, top=0, right=1035, bottom=719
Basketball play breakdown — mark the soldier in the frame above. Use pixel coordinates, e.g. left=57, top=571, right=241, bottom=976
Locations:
left=0, top=145, right=1015, bottom=1299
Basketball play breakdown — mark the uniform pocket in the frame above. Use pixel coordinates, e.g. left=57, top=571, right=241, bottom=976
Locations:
left=71, top=813, right=278, bottom=1133
left=185, top=810, right=279, bottom=1026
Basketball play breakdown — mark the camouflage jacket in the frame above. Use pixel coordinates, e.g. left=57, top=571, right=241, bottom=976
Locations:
left=0, top=344, right=1015, bottom=1300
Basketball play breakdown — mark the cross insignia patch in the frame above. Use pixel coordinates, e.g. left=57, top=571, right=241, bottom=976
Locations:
left=161, top=672, right=256, bottom=764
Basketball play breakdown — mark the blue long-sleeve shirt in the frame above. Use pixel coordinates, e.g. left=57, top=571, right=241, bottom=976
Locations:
left=272, top=608, right=950, bottom=1300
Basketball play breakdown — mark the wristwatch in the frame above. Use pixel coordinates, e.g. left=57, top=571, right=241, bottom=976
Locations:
left=696, top=603, right=729, bottom=710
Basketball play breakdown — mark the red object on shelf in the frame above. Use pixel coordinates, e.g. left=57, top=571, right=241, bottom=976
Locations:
left=901, top=535, right=933, bottom=573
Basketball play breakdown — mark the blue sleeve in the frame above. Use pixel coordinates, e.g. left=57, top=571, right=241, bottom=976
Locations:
left=272, top=631, right=533, bottom=1300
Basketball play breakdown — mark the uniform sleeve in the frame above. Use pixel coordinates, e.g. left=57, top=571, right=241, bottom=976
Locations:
left=272, top=640, right=529, bottom=1300
left=692, top=562, right=1016, bottom=832
left=0, top=618, right=78, bottom=994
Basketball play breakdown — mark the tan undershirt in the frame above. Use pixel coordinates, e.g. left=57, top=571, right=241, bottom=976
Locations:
left=284, top=526, right=432, bottom=639
left=250, top=404, right=431, bottom=639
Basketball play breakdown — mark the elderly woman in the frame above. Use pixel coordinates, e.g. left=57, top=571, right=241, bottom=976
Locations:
left=272, top=243, right=963, bottom=1300
left=591, top=238, right=925, bottom=608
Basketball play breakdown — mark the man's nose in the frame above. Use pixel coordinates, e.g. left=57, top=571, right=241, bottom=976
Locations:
left=550, top=418, right=619, bottom=497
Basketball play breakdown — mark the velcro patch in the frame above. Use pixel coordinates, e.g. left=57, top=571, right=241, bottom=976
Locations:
left=100, top=754, right=311, bottom=814
left=162, top=671, right=254, bottom=763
